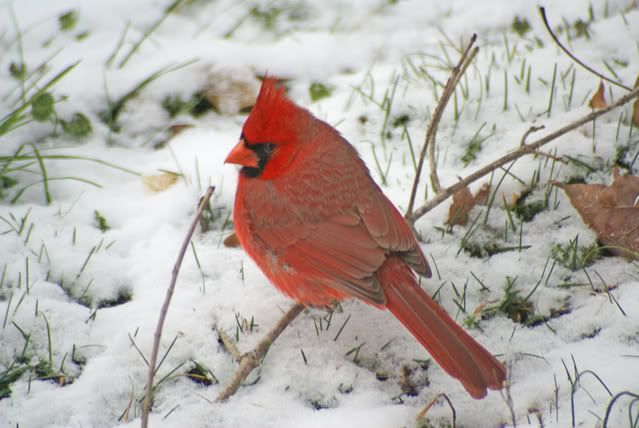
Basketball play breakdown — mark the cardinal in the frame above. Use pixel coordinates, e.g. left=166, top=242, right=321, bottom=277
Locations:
left=224, top=77, right=506, bottom=398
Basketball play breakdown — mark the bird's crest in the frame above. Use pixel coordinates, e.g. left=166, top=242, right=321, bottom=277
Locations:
left=254, top=77, right=289, bottom=114
left=242, top=77, right=300, bottom=144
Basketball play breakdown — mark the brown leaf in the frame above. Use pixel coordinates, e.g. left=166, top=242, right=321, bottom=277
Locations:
left=446, top=183, right=493, bottom=226
left=204, top=69, right=260, bottom=115
left=554, top=169, right=639, bottom=259
left=610, top=167, right=639, bottom=206
left=473, top=183, right=491, bottom=206
left=169, top=124, right=193, bottom=136
left=446, top=186, right=474, bottom=226
left=589, top=81, right=607, bottom=110
left=223, top=232, right=241, bottom=248
left=143, top=172, right=179, bottom=192
left=632, top=74, right=639, bottom=127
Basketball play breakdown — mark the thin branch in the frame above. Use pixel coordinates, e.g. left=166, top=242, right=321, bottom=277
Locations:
left=216, top=303, right=305, bottom=402
left=141, top=185, right=215, bottom=428
left=533, top=150, right=569, bottom=164
left=406, top=34, right=478, bottom=216
left=538, top=7, right=632, bottom=92
left=407, top=85, right=639, bottom=224
left=520, top=125, right=545, bottom=146
left=217, top=328, right=242, bottom=361
left=430, top=47, right=479, bottom=194
left=520, top=126, right=568, bottom=162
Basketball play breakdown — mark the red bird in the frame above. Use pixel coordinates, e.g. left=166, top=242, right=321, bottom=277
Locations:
left=225, top=77, right=506, bottom=399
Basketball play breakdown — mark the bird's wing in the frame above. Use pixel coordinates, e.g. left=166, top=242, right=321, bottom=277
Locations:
left=357, top=191, right=432, bottom=277
left=257, top=210, right=387, bottom=304
left=254, top=190, right=429, bottom=305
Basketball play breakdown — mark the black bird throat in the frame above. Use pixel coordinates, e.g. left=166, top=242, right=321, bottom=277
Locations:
left=240, top=139, right=275, bottom=178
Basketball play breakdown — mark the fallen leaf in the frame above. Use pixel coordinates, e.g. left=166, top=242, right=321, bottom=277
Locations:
left=632, top=74, right=639, bottom=127
left=553, top=168, right=639, bottom=259
left=223, top=232, right=241, bottom=248
left=169, top=123, right=193, bottom=136
left=446, top=186, right=474, bottom=226
left=473, top=183, right=491, bottom=206
left=446, top=183, right=493, bottom=226
left=143, top=172, right=179, bottom=192
left=204, top=68, right=260, bottom=115
left=611, top=167, right=639, bottom=206
left=589, top=81, right=607, bottom=110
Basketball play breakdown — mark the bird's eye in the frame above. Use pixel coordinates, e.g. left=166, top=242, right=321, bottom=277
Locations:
left=263, top=143, right=276, bottom=153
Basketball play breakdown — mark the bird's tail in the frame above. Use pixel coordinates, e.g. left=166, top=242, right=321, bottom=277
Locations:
left=379, top=257, right=506, bottom=399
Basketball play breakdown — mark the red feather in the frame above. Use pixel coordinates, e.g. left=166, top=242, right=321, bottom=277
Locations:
left=380, top=257, right=506, bottom=398
left=226, top=77, right=507, bottom=398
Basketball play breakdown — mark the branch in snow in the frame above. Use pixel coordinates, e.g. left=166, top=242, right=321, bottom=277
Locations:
left=216, top=303, right=305, bottom=402
left=406, top=33, right=479, bottom=217
left=407, top=85, right=639, bottom=225
left=141, top=185, right=216, bottom=428
left=538, top=6, right=632, bottom=92
left=217, top=329, right=242, bottom=362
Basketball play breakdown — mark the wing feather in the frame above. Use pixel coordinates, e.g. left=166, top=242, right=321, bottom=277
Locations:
left=254, top=212, right=387, bottom=304
left=251, top=183, right=430, bottom=306
left=359, top=192, right=431, bottom=277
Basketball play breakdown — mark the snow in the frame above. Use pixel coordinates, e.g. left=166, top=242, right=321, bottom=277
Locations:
left=1, top=0, right=638, bottom=427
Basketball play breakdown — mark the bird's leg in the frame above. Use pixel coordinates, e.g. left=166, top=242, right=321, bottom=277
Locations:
left=216, top=302, right=305, bottom=402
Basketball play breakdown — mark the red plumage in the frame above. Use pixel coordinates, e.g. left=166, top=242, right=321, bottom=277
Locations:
left=225, top=77, right=506, bottom=398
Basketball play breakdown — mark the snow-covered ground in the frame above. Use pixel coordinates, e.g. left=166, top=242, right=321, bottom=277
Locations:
left=1, top=1, right=638, bottom=427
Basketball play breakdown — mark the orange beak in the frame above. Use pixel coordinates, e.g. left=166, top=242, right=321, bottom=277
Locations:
left=224, top=139, right=259, bottom=168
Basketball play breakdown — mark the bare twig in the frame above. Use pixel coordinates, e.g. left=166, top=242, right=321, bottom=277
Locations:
left=415, top=393, right=457, bottom=428
left=532, top=150, right=569, bottom=164
left=216, top=303, right=305, bottom=402
left=141, top=185, right=215, bottom=428
left=407, top=85, right=639, bottom=224
left=406, top=34, right=479, bottom=216
left=538, top=7, right=632, bottom=92
left=430, top=47, right=479, bottom=193
left=217, top=328, right=242, bottom=361
left=520, top=125, right=545, bottom=146
left=520, top=126, right=568, bottom=162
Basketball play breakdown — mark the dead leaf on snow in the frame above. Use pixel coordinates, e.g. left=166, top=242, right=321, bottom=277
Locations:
left=589, top=81, right=607, bottom=110
left=169, top=123, right=193, bottom=136
left=552, top=168, right=639, bottom=260
left=473, top=183, right=491, bottom=206
left=446, top=183, right=492, bottom=226
left=143, top=172, right=179, bottom=192
left=446, top=186, right=474, bottom=226
left=223, top=232, right=241, bottom=248
left=204, top=68, right=260, bottom=115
